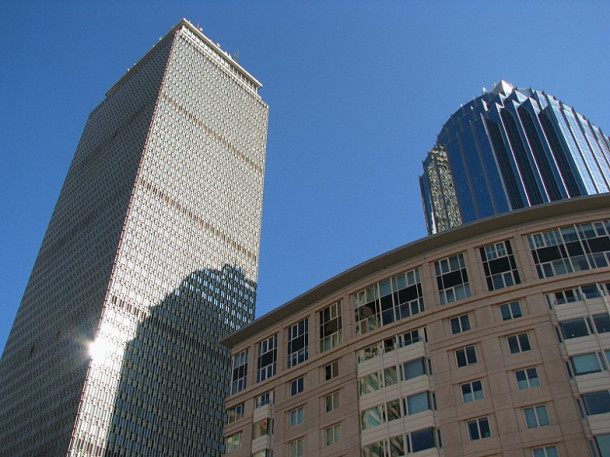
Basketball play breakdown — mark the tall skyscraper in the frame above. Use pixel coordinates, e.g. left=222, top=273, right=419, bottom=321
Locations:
left=420, top=80, right=610, bottom=234
left=0, top=19, right=268, bottom=456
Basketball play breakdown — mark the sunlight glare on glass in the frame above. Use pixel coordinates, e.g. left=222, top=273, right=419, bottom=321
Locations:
left=89, top=337, right=113, bottom=362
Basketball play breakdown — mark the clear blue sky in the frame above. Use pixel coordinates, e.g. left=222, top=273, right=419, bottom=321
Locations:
left=1, top=1, right=609, bottom=353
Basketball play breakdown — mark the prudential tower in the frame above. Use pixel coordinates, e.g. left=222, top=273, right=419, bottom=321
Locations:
left=0, top=19, right=268, bottom=456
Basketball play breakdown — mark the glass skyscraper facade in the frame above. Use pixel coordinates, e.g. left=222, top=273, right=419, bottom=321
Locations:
left=420, top=80, right=610, bottom=234
left=0, top=19, right=268, bottom=456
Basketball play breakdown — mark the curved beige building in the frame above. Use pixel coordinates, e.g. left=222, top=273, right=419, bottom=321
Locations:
left=223, top=195, right=610, bottom=457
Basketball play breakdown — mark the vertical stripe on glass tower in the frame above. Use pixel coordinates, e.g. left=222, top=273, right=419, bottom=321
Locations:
left=0, top=19, right=268, bottom=456
left=420, top=80, right=610, bottom=234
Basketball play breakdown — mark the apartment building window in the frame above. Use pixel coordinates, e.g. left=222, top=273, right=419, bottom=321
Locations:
left=451, top=314, right=471, bottom=334
left=252, top=450, right=272, bottom=457
left=360, top=366, right=399, bottom=396
left=362, top=429, right=439, bottom=456
left=595, top=434, right=610, bottom=457
left=357, top=328, right=427, bottom=363
left=361, top=405, right=384, bottom=430
left=500, top=301, right=522, bottom=320
left=290, top=406, right=304, bottom=426
left=253, top=418, right=273, bottom=439
left=528, top=220, right=610, bottom=279
left=508, top=333, right=532, bottom=354
left=524, top=405, right=550, bottom=428
left=404, top=391, right=431, bottom=415
left=547, top=282, right=610, bottom=308
left=435, top=252, right=471, bottom=305
left=461, top=380, right=484, bottom=402
left=225, top=432, right=242, bottom=452
left=571, top=353, right=603, bottom=375
left=480, top=240, right=521, bottom=291
left=532, top=446, right=559, bottom=457
left=456, top=346, right=477, bottom=367
left=255, top=390, right=275, bottom=408
left=558, top=314, right=610, bottom=340
left=325, top=424, right=341, bottom=446
left=320, top=301, right=342, bottom=352
left=595, top=313, right=610, bottom=333
left=257, top=335, right=277, bottom=383
left=582, top=390, right=610, bottom=415
left=287, top=318, right=308, bottom=368
left=402, top=357, right=428, bottom=380
left=325, top=391, right=340, bottom=412
left=289, top=438, right=304, bottom=457
left=226, top=403, right=244, bottom=424
left=231, top=349, right=248, bottom=394
left=515, top=367, right=540, bottom=390
left=387, top=399, right=401, bottom=421
left=354, top=268, right=424, bottom=334
left=467, top=417, right=491, bottom=440
left=290, top=377, right=304, bottom=396
left=324, top=360, right=339, bottom=381
left=406, top=428, right=437, bottom=453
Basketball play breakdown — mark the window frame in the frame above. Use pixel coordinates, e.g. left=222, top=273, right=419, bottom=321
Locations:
left=523, top=404, right=550, bottom=429
left=507, top=332, right=532, bottom=354
left=451, top=314, right=471, bottom=334
left=290, top=377, right=304, bottom=396
left=456, top=345, right=477, bottom=367
left=467, top=416, right=491, bottom=441
left=461, top=379, right=484, bottom=403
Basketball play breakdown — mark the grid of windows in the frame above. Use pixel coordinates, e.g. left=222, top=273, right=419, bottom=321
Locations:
left=231, top=349, right=248, bottom=394
left=354, top=268, right=424, bottom=334
left=287, top=319, right=308, bottom=368
left=435, top=253, right=471, bottom=304
left=528, top=220, right=610, bottom=279
left=257, top=335, right=277, bottom=383
left=320, top=301, right=342, bottom=352
left=480, top=240, right=521, bottom=290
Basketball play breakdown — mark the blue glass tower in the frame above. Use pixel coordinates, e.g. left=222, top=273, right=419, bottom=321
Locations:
left=420, top=80, right=610, bottom=234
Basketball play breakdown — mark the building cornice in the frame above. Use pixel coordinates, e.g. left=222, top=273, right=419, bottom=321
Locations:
left=106, top=18, right=262, bottom=98
left=222, top=193, right=610, bottom=347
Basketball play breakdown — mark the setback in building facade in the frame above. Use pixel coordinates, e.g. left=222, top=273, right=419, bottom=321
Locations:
left=222, top=195, right=610, bottom=457
left=420, top=80, right=610, bottom=234
left=0, top=19, right=268, bottom=456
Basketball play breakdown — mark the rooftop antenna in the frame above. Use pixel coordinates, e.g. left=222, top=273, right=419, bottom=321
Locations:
left=234, top=50, right=240, bottom=61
